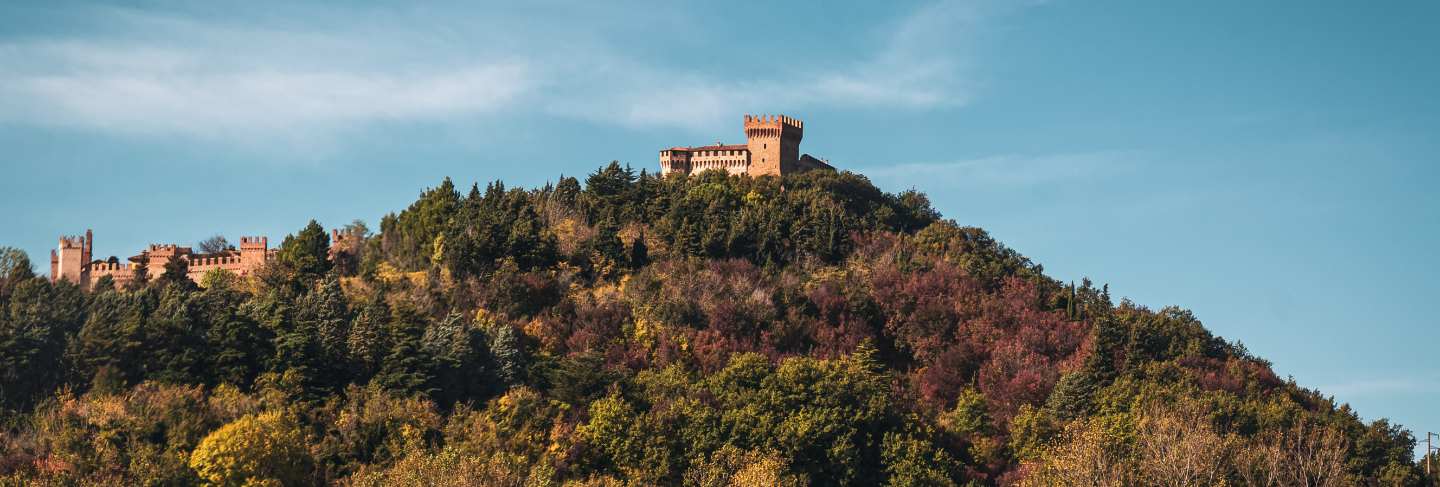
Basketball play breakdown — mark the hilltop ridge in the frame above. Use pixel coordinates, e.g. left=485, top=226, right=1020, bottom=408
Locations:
left=0, top=163, right=1424, bottom=485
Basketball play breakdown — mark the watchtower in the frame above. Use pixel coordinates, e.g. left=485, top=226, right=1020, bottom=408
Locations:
left=744, top=114, right=804, bottom=176
left=50, top=230, right=93, bottom=286
left=239, top=236, right=269, bottom=269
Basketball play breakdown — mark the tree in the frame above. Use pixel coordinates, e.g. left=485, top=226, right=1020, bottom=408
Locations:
left=1, top=277, right=84, bottom=408
left=276, top=220, right=333, bottom=284
left=379, top=178, right=460, bottom=271
left=347, top=299, right=391, bottom=382
left=373, top=304, right=435, bottom=396
left=128, top=254, right=151, bottom=291
left=483, top=319, right=526, bottom=388
left=0, top=246, right=33, bottom=301
left=197, top=235, right=232, bottom=254
left=201, top=288, right=271, bottom=388
left=583, top=162, right=638, bottom=224
left=1133, top=403, right=1232, bottom=486
left=1266, top=421, right=1350, bottom=487
left=159, top=254, right=194, bottom=287
left=684, top=445, right=806, bottom=487
left=0, top=246, right=32, bottom=282
left=590, top=218, right=625, bottom=275
left=200, top=268, right=240, bottom=290
left=422, top=311, right=494, bottom=405
left=1016, top=417, right=1133, bottom=487
left=189, top=411, right=313, bottom=486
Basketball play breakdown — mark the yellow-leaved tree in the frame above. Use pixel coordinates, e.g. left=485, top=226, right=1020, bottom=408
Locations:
left=189, top=411, right=312, bottom=486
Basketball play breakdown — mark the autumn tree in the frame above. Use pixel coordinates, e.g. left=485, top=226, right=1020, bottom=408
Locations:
left=189, top=411, right=313, bottom=486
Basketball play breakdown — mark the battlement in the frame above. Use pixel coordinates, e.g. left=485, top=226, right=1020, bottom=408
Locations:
left=239, top=236, right=268, bottom=249
left=743, top=114, right=803, bottom=130
left=743, top=114, right=803, bottom=141
left=90, top=261, right=132, bottom=273
left=58, top=235, right=87, bottom=249
left=331, top=229, right=361, bottom=242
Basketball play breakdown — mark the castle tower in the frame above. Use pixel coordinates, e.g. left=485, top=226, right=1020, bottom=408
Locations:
left=239, top=236, right=269, bottom=271
left=745, top=114, right=803, bottom=177
left=51, top=230, right=93, bottom=287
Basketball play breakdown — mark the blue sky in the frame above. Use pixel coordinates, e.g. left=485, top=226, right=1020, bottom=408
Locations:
left=2, top=0, right=1438, bottom=448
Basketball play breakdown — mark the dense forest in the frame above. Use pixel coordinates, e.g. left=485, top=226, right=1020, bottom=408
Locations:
left=0, top=163, right=1430, bottom=486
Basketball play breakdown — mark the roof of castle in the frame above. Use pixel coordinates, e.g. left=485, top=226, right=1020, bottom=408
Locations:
left=666, top=144, right=749, bottom=152
left=799, top=153, right=836, bottom=170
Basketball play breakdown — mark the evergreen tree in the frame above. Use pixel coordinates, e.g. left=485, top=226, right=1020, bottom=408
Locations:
left=373, top=304, right=434, bottom=396
left=276, top=220, right=333, bottom=282
left=593, top=218, right=625, bottom=266
left=484, top=320, right=525, bottom=388
left=158, top=254, right=193, bottom=288
left=128, top=254, right=150, bottom=291
left=345, top=298, right=391, bottom=381
left=1, top=277, right=84, bottom=407
left=421, top=311, right=493, bottom=405
left=200, top=288, right=270, bottom=388
left=295, top=273, right=351, bottom=388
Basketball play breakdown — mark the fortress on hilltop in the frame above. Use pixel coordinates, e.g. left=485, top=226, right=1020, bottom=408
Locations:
left=660, top=114, right=835, bottom=177
left=50, top=230, right=275, bottom=289
left=51, top=228, right=366, bottom=290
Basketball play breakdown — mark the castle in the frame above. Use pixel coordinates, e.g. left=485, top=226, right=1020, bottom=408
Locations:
left=659, top=114, right=834, bottom=177
left=50, top=230, right=274, bottom=289
left=51, top=228, right=367, bottom=290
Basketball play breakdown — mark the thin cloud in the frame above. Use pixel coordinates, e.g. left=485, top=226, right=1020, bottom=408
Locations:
left=864, top=151, right=1140, bottom=188
left=4, top=63, right=531, bottom=137
left=0, top=1, right=1027, bottom=146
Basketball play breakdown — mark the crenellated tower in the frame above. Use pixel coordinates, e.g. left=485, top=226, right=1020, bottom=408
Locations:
left=239, top=236, right=269, bottom=269
left=50, top=229, right=93, bottom=287
left=744, top=114, right=804, bottom=177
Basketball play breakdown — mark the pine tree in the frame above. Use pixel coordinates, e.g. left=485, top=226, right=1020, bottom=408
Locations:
left=159, top=254, right=192, bottom=288
left=373, top=305, right=434, bottom=396
left=484, top=320, right=525, bottom=388
left=128, top=254, right=150, bottom=291
left=345, top=299, right=390, bottom=381
left=276, top=220, right=333, bottom=281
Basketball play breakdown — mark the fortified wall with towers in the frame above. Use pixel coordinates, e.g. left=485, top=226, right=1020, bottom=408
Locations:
left=50, top=231, right=274, bottom=290
left=659, top=114, right=835, bottom=177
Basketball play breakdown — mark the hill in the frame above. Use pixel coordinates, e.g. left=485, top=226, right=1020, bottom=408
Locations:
left=0, top=163, right=1426, bottom=485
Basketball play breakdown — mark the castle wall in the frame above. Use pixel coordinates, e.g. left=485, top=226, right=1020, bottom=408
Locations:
left=51, top=232, right=277, bottom=290
left=89, top=261, right=136, bottom=288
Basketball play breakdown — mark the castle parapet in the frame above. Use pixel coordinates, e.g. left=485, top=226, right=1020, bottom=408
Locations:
left=239, top=236, right=268, bottom=249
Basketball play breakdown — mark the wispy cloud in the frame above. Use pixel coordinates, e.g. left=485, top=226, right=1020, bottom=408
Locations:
left=0, top=1, right=1026, bottom=147
left=553, top=0, right=1003, bottom=132
left=3, top=58, right=530, bottom=138
left=863, top=151, right=1140, bottom=189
